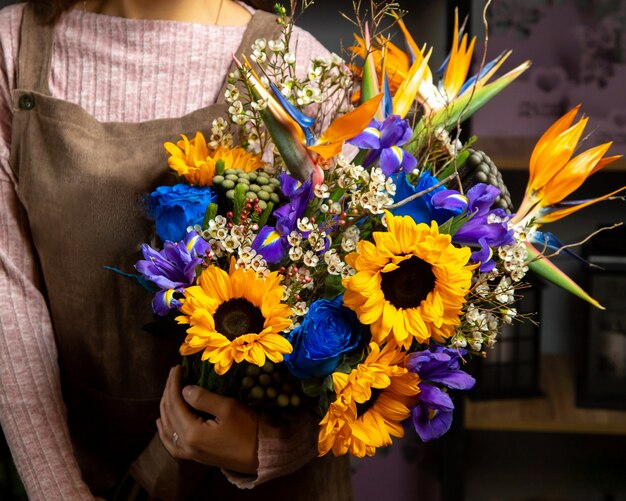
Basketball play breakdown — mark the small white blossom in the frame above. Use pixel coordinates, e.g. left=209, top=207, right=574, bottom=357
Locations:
left=297, top=217, right=313, bottom=232
left=268, top=39, right=285, bottom=52
left=250, top=98, right=268, bottom=111
left=314, top=183, right=330, bottom=199
left=303, top=250, right=319, bottom=268
left=287, top=231, right=302, bottom=247
left=293, top=301, right=309, bottom=316
left=289, top=246, right=303, bottom=261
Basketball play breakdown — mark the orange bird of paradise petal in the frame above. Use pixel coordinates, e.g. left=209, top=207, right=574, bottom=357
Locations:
left=308, top=94, right=384, bottom=159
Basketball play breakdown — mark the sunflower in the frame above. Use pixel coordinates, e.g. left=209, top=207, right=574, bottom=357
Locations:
left=318, top=343, right=420, bottom=458
left=177, top=260, right=293, bottom=375
left=342, top=212, right=473, bottom=349
left=165, top=132, right=264, bottom=186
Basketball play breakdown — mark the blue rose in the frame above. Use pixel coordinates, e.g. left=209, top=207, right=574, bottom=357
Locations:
left=284, top=296, right=362, bottom=380
left=391, top=172, right=463, bottom=224
left=148, top=184, right=216, bottom=242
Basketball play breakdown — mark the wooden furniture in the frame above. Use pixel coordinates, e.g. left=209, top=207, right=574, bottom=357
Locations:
left=464, top=355, right=626, bottom=435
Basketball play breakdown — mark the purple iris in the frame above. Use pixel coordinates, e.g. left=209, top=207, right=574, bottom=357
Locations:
left=348, top=115, right=417, bottom=176
left=252, top=173, right=313, bottom=264
left=443, top=184, right=515, bottom=272
left=135, top=230, right=209, bottom=316
left=406, top=346, right=475, bottom=442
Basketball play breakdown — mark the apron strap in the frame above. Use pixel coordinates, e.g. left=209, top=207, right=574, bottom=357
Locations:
left=16, top=4, right=55, bottom=94
left=216, top=9, right=285, bottom=103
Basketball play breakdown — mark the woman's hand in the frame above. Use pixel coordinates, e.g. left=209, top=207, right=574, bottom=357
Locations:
left=157, top=366, right=259, bottom=474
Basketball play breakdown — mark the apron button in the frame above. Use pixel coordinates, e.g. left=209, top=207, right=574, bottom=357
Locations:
left=18, top=93, right=35, bottom=110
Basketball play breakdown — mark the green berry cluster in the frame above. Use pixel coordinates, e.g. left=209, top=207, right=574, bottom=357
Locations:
left=212, top=169, right=281, bottom=211
left=241, top=361, right=304, bottom=409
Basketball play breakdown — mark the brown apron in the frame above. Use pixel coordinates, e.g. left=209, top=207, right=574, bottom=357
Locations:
left=9, top=5, right=351, bottom=500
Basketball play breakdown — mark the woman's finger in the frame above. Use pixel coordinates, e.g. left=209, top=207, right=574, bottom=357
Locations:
left=182, top=385, right=232, bottom=421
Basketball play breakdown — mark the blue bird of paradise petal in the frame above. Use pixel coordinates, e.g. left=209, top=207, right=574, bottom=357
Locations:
left=530, top=230, right=600, bottom=269
left=269, top=82, right=316, bottom=146
left=436, top=15, right=469, bottom=75
left=382, top=69, right=393, bottom=118
left=103, top=266, right=159, bottom=293
left=458, top=51, right=508, bottom=97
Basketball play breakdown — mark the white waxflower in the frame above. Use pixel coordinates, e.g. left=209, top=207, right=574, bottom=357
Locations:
left=303, top=250, right=319, bottom=268
left=296, top=85, right=321, bottom=106
left=323, top=249, right=338, bottom=265
left=339, top=75, right=353, bottom=89
left=208, top=239, right=223, bottom=258
left=280, top=77, right=296, bottom=97
left=370, top=167, right=386, bottom=185
left=228, top=100, right=244, bottom=115
left=341, top=237, right=356, bottom=252
left=469, top=340, right=483, bottom=352
left=327, top=262, right=344, bottom=275
left=451, top=335, right=468, bottom=348
left=212, top=116, right=228, bottom=131
left=485, top=334, right=498, bottom=348
left=214, top=215, right=227, bottom=227
left=293, top=302, right=309, bottom=316
left=284, top=52, right=296, bottom=65
left=268, top=39, right=285, bottom=52
left=232, top=114, right=248, bottom=126
left=330, top=53, right=344, bottom=66
left=344, top=225, right=360, bottom=240
left=250, top=255, right=267, bottom=271
left=224, top=84, right=240, bottom=103
left=221, top=235, right=240, bottom=253
left=215, top=227, right=228, bottom=240
left=287, top=231, right=302, bottom=246
left=297, top=217, right=313, bottom=232
left=289, top=246, right=303, bottom=261
left=231, top=225, right=245, bottom=239
left=501, top=307, right=517, bottom=324
left=495, top=276, right=515, bottom=304
left=238, top=246, right=256, bottom=263
left=252, top=38, right=267, bottom=51
left=251, top=98, right=268, bottom=111
left=341, top=265, right=355, bottom=278
left=307, top=65, right=323, bottom=82
left=314, top=237, right=328, bottom=252
left=314, top=183, right=330, bottom=199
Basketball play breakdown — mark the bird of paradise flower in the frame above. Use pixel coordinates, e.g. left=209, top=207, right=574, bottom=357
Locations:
left=511, top=106, right=626, bottom=309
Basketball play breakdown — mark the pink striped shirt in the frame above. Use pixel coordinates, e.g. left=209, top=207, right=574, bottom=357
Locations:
left=0, top=3, right=328, bottom=499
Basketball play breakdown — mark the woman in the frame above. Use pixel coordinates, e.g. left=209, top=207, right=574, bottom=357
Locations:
left=0, top=0, right=352, bottom=499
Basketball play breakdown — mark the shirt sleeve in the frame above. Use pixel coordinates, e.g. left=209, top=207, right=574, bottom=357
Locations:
left=0, top=5, right=95, bottom=499
left=222, top=410, right=319, bottom=489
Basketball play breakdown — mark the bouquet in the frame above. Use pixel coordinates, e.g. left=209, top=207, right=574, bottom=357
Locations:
left=121, top=3, right=626, bottom=458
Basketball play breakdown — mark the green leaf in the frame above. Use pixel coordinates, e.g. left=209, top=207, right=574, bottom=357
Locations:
left=438, top=212, right=473, bottom=237
left=233, top=184, right=247, bottom=223
left=324, top=274, right=345, bottom=299
left=258, top=201, right=274, bottom=228
left=202, top=202, right=218, bottom=229
left=437, top=149, right=470, bottom=181
left=215, top=159, right=226, bottom=176
left=301, top=378, right=324, bottom=398
left=526, top=241, right=604, bottom=309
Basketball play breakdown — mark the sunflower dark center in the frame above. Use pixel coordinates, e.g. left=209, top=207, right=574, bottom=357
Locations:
left=356, top=388, right=384, bottom=418
left=380, top=256, right=436, bottom=309
left=214, top=298, right=265, bottom=340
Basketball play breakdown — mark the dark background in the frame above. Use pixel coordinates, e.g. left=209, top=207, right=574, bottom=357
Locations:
left=1, top=0, right=625, bottom=500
